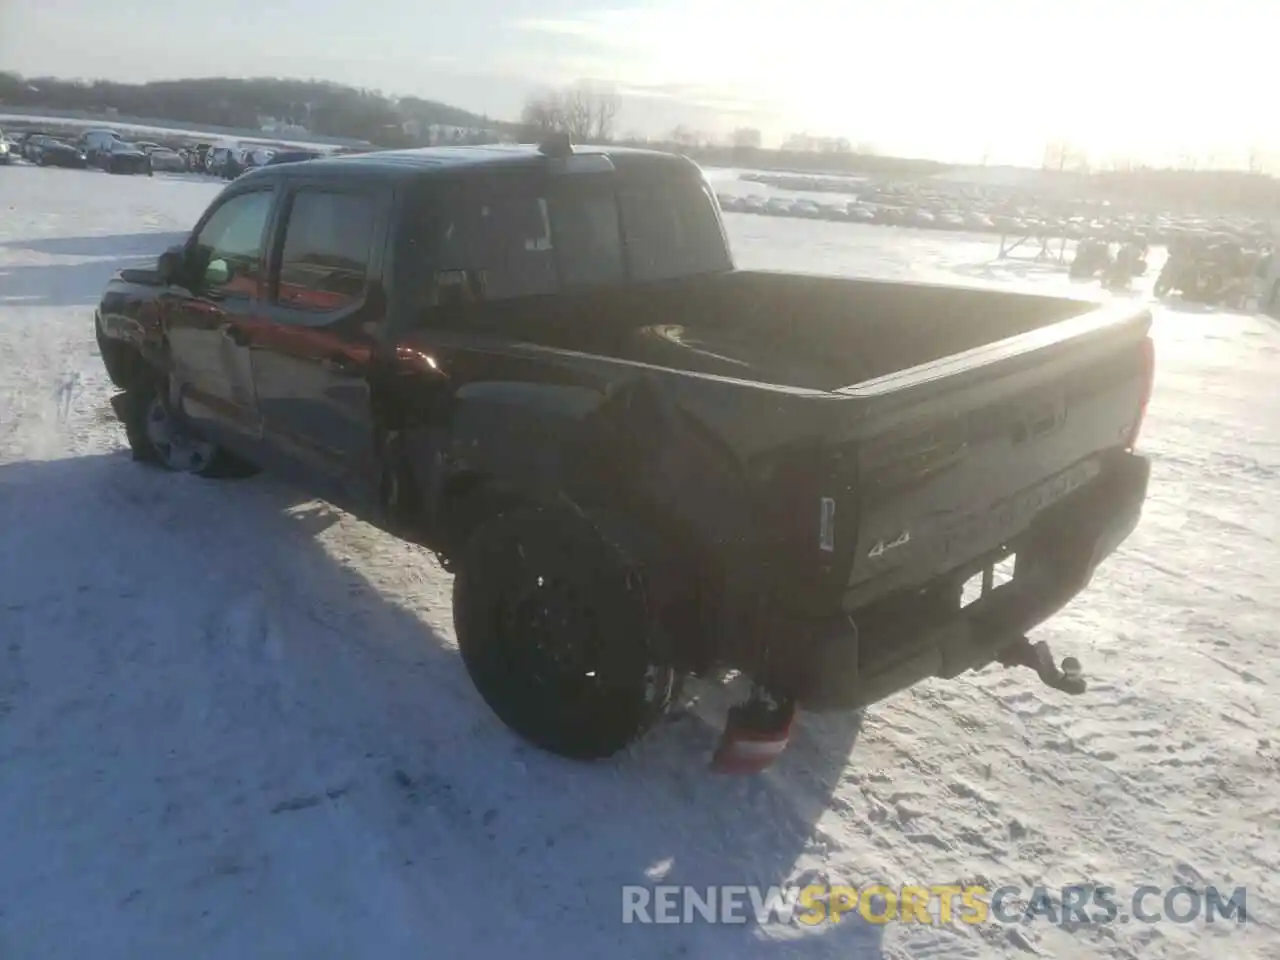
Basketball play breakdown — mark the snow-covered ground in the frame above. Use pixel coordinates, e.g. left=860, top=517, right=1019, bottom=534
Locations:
left=0, top=164, right=1276, bottom=960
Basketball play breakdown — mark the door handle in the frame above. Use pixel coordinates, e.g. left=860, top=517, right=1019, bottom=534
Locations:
left=219, top=323, right=249, bottom=347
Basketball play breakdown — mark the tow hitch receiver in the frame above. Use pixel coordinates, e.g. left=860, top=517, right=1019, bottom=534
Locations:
left=997, top=636, right=1087, bottom=695
left=711, top=690, right=796, bottom=775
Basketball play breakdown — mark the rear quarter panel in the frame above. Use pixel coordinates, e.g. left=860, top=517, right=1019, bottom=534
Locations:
left=392, top=325, right=844, bottom=588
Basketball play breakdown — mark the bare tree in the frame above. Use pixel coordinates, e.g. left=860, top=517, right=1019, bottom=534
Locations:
left=1247, top=144, right=1264, bottom=174
left=1042, top=139, right=1069, bottom=172
left=520, top=90, right=563, bottom=138
left=668, top=125, right=702, bottom=147
left=520, top=83, right=618, bottom=142
left=590, top=88, right=619, bottom=141
left=1042, top=139, right=1092, bottom=173
left=560, top=88, right=595, bottom=140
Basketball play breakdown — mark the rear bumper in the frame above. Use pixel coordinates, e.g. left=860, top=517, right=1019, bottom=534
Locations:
left=761, top=451, right=1150, bottom=711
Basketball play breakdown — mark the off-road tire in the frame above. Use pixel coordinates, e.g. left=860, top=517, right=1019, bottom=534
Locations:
left=453, top=504, right=677, bottom=759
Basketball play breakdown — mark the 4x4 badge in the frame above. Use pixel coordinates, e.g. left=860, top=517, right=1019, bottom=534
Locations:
left=868, top=530, right=911, bottom=559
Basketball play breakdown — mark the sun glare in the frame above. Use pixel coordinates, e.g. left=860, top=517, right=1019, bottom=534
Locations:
left=599, top=0, right=1278, bottom=166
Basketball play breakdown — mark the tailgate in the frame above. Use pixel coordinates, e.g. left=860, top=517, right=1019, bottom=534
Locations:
left=828, top=302, right=1152, bottom=608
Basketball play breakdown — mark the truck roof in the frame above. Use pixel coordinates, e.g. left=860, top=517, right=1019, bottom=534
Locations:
left=290, top=143, right=701, bottom=182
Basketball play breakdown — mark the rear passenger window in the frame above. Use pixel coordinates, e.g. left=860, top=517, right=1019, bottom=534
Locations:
left=402, top=186, right=627, bottom=305
left=276, top=190, right=377, bottom=312
left=548, top=191, right=625, bottom=288
left=463, top=195, right=559, bottom=300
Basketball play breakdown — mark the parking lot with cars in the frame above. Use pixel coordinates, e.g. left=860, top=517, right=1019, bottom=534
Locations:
left=0, top=123, right=338, bottom=181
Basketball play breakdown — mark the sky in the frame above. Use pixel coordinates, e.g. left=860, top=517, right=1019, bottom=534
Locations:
left=2, top=0, right=1277, bottom=167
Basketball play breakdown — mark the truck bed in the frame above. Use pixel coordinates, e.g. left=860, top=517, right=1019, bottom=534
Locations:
left=433, top=270, right=1153, bottom=658
left=420, top=269, right=1112, bottom=392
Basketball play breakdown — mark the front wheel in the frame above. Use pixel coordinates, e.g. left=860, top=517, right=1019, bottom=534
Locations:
left=114, top=382, right=253, bottom=479
left=453, top=505, right=677, bottom=760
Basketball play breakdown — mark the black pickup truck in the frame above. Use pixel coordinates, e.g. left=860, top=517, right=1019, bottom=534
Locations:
left=95, top=140, right=1155, bottom=773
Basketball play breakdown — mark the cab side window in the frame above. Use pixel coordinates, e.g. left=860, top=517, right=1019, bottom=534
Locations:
left=189, top=190, right=274, bottom=298
left=275, top=189, right=377, bottom=313
left=618, top=180, right=730, bottom=281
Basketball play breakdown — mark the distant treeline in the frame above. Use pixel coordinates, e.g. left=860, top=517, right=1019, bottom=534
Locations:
left=618, top=141, right=1279, bottom=213
left=3, top=72, right=1277, bottom=212
left=626, top=141, right=953, bottom=180
left=1089, top=168, right=1280, bottom=214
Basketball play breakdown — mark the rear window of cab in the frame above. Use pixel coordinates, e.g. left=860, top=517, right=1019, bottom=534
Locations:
left=397, top=169, right=730, bottom=307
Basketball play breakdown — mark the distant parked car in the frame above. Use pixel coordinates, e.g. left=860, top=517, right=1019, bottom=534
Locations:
left=187, top=143, right=212, bottom=172
left=264, top=149, right=322, bottom=165
left=103, top=141, right=152, bottom=175
left=79, top=129, right=123, bottom=166
left=146, top=147, right=186, bottom=173
left=22, top=135, right=62, bottom=162
left=845, top=203, right=876, bottom=223
left=205, top=145, right=241, bottom=178
left=36, top=140, right=89, bottom=169
left=240, top=146, right=274, bottom=169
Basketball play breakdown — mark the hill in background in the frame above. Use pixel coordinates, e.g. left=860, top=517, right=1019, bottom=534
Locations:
left=0, top=73, right=515, bottom=147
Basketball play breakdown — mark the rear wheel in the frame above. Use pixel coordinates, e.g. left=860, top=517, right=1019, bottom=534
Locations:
left=453, top=505, right=677, bottom=759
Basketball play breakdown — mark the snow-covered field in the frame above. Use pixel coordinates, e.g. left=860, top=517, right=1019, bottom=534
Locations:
left=1, top=165, right=1276, bottom=960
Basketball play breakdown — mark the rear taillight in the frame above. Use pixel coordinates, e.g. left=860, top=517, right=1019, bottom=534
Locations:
left=1125, top=335, right=1155, bottom=450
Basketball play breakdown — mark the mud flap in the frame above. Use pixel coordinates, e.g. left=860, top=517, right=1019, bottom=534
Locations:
left=110, top=390, right=160, bottom=465
left=710, top=694, right=796, bottom=775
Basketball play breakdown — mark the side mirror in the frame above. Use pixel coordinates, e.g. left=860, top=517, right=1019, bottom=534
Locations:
left=204, top=258, right=231, bottom=288
left=157, top=246, right=185, bottom=286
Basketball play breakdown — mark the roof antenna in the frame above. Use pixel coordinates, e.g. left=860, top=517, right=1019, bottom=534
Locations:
left=538, top=132, right=573, bottom=158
